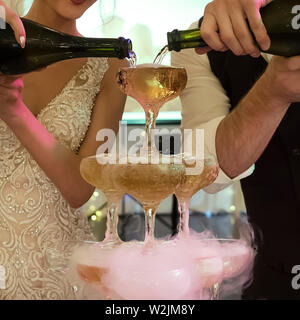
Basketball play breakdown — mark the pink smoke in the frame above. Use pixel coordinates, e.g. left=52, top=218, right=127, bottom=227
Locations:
left=62, top=228, right=255, bottom=300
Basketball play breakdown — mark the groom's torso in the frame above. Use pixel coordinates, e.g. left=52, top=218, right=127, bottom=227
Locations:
left=207, top=49, right=300, bottom=299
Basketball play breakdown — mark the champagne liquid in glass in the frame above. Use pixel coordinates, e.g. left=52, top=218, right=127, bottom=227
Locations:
left=80, top=156, right=123, bottom=246
left=117, top=65, right=187, bottom=248
left=114, top=160, right=184, bottom=247
left=175, top=157, right=219, bottom=238
left=117, top=64, right=187, bottom=154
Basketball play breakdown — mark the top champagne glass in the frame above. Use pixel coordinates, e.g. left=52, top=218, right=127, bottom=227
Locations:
left=117, top=64, right=187, bottom=154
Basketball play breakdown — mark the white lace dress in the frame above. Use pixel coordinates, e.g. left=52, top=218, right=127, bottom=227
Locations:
left=0, top=57, right=109, bottom=300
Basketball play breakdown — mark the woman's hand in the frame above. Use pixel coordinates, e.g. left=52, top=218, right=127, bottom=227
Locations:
left=196, top=0, right=272, bottom=57
left=0, top=0, right=26, bottom=47
left=0, top=1, right=27, bottom=120
left=0, top=75, right=24, bottom=120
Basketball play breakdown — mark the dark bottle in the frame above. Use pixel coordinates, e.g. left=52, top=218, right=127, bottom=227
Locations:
left=0, top=18, right=133, bottom=75
left=167, top=0, right=300, bottom=57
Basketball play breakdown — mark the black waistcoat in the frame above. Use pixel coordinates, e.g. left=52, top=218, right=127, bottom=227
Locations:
left=207, top=50, right=300, bottom=270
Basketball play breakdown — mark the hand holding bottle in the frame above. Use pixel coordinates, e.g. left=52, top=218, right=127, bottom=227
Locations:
left=197, top=0, right=272, bottom=57
left=0, top=1, right=25, bottom=119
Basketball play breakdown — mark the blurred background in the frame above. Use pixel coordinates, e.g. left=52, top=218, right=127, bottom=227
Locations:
left=16, top=0, right=247, bottom=241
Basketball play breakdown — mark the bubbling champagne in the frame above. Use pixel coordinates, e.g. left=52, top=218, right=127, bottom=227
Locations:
left=177, top=159, right=219, bottom=199
left=80, top=156, right=121, bottom=195
left=175, top=157, right=219, bottom=237
left=80, top=156, right=124, bottom=245
left=117, top=64, right=187, bottom=112
left=117, top=64, right=187, bottom=157
left=114, top=160, right=184, bottom=244
left=114, top=161, right=184, bottom=206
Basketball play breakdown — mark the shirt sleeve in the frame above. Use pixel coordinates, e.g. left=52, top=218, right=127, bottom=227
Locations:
left=171, top=24, right=254, bottom=193
left=199, top=116, right=255, bottom=194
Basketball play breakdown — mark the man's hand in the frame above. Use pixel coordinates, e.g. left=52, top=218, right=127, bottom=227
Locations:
left=196, top=0, right=272, bottom=57
left=262, top=56, right=300, bottom=108
left=214, top=54, right=300, bottom=179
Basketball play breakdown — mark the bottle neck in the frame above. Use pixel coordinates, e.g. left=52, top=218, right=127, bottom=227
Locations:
left=19, top=18, right=133, bottom=59
left=167, top=28, right=208, bottom=52
left=59, top=36, right=132, bottom=59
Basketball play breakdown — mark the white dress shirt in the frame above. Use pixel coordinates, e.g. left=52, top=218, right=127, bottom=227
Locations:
left=171, top=22, right=273, bottom=194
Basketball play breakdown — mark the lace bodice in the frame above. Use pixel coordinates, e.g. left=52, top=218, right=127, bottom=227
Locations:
left=0, top=57, right=109, bottom=300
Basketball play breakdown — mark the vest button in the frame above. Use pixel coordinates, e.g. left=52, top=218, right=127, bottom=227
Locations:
left=291, top=148, right=300, bottom=157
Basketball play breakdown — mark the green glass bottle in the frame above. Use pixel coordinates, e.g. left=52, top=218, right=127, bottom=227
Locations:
left=0, top=18, right=133, bottom=75
left=167, top=0, right=300, bottom=57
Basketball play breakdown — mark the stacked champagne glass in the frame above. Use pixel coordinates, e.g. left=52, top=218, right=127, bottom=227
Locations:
left=55, top=64, right=254, bottom=300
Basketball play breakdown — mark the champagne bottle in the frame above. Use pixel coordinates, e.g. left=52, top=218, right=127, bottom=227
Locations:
left=167, top=0, right=300, bottom=57
left=0, top=18, right=133, bottom=75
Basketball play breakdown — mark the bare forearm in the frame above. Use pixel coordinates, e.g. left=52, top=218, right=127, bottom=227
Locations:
left=3, top=102, right=94, bottom=208
left=216, top=74, right=290, bottom=178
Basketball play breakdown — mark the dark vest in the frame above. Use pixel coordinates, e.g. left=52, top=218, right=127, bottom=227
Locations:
left=207, top=51, right=300, bottom=299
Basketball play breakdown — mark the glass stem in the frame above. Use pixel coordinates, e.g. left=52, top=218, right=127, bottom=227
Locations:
left=144, top=108, right=159, bottom=150
left=144, top=205, right=158, bottom=246
left=104, top=199, right=122, bottom=244
left=177, top=197, right=190, bottom=237
left=211, top=283, right=221, bottom=300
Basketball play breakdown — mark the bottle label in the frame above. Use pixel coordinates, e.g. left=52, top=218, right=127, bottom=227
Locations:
left=0, top=265, right=6, bottom=289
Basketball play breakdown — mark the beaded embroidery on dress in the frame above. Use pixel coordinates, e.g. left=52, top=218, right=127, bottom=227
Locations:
left=0, top=57, right=109, bottom=300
